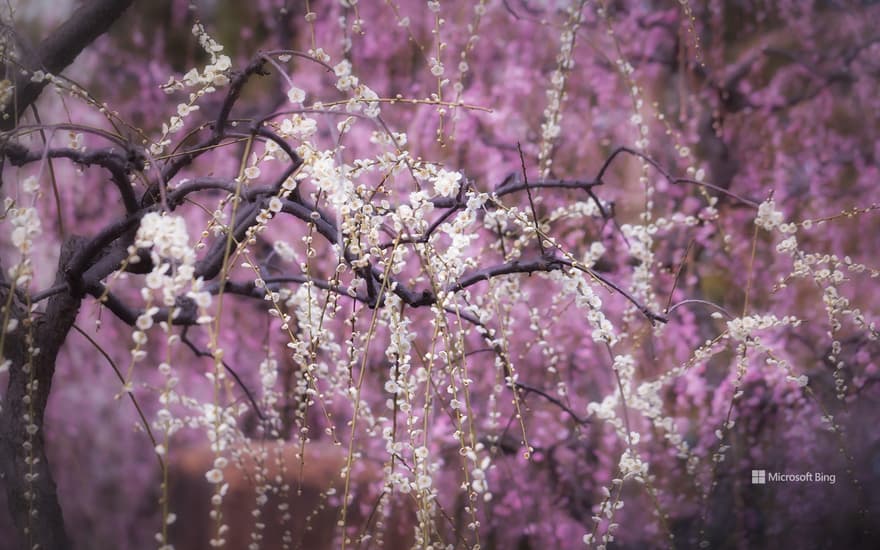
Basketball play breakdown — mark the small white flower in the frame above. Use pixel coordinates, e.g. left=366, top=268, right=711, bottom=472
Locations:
left=336, top=74, right=358, bottom=91
left=22, top=176, right=39, bottom=193
left=416, top=474, right=432, bottom=490
left=472, top=478, right=486, bottom=493
left=136, top=313, right=154, bottom=331
left=776, top=236, right=798, bottom=255
left=755, top=199, right=784, bottom=231
left=187, top=290, right=212, bottom=309
left=287, top=86, right=306, bottom=104
left=213, top=55, right=231, bottom=72
left=182, top=68, right=201, bottom=86
left=433, top=169, right=461, bottom=198
left=333, top=59, right=352, bottom=77
left=177, top=103, right=199, bottom=117
left=205, top=468, right=224, bottom=484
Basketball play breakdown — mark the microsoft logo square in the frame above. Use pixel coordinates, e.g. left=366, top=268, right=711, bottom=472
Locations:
left=751, top=470, right=766, bottom=484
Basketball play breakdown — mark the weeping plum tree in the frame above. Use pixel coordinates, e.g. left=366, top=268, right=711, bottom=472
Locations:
left=1, top=0, right=880, bottom=548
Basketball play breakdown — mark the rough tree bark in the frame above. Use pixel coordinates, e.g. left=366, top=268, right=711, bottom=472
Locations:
left=0, top=238, right=88, bottom=549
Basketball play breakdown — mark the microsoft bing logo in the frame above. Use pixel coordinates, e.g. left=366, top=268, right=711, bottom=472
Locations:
left=748, top=469, right=835, bottom=484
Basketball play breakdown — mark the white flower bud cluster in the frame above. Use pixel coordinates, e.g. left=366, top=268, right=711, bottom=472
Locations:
left=5, top=176, right=42, bottom=287
left=0, top=79, right=13, bottom=110
left=620, top=223, right=658, bottom=307
left=132, top=212, right=203, bottom=309
left=755, top=198, right=785, bottom=231
left=549, top=270, right=617, bottom=345
left=392, top=190, right=434, bottom=234
left=333, top=59, right=357, bottom=91
left=547, top=199, right=605, bottom=225
left=432, top=169, right=461, bottom=198
left=278, top=114, right=318, bottom=140
left=618, top=449, right=648, bottom=482
left=725, top=314, right=800, bottom=342
left=154, top=25, right=231, bottom=155
left=538, top=2, right=585, bottom=176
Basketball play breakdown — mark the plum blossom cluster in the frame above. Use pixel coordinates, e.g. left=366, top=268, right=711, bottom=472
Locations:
left=4, top=204, right=40, bottom=287
left=154, top=23, right=232, bottom=154
left=538, top=1, right=587, bottom=176
left=130, top=212, right=205, bottom=311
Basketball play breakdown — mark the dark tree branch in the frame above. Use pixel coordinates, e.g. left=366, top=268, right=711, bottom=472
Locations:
left=65, top=210, right=147, bottom=296
left=596, top=146, right=758, bottom=206
left=4, top=145, right=142, bottom=212
left=2, top=0, right=135, bottom=130
left=517, top=141, right=545, bottom=255
left=445, top=257, right=567, bottom=295
left=216, top=277, right=358, bottom=302
left=515, top=382, right=591, bottom=425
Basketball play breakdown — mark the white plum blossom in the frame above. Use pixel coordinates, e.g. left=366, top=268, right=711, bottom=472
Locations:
left=9, top=207, right=41, bottom=254
left=776, top=235, right=798, bottom=255
left=333, top=59, right=358, bottom=91
left=584, top=241, right=606, bottom=268
left=619, top=449, right=648, bottom=481
left=279, top=115, right=317, bottom=139
left=755, top=199, right=785, bottom=231
left=726, top=314, right=800, bottom=341
left=333, top=59, right=352, bottom=77
left=135, top=213, right=193, bottom=264
left=244, top=166, right=261, bottom=180
left=358, top=85, right=381, bottom=118
left=177, top=103, right=199, bottom=117
left=416, top=474, right=432, bottom=490
left=205, top=468, right=224, bottom=484
left=287, top=86, right=306, bottom=104
left=433, top=169, right=461, bottom=198
left=6, top=202, right=41, bottom=286
left=132, top=213, right=198, bottom=307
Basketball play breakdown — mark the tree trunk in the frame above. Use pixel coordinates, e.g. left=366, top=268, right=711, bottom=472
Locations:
left=1, top=237, right=85, bottom=549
